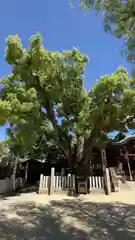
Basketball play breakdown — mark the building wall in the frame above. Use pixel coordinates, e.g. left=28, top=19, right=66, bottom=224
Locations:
left=0, top=177, right=24, bottom=194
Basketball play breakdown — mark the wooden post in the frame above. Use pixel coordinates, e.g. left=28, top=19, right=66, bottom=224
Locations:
left=50, top=167, right=55, bottom=194
left=124, top=146, right=133, bottom=181
left=101, top=149, right=111, bottom=195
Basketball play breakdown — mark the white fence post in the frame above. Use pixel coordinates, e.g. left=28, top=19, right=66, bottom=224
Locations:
left=50, top=167, right=55, bottom=194
left=38, top=174, right=49, bottom=194
left=105, top=168, right=111, bottom=194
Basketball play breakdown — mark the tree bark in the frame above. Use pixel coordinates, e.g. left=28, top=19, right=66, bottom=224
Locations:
left=45, top=99, right=74, bottom=167
left=12, top=155, right=18, bottom=191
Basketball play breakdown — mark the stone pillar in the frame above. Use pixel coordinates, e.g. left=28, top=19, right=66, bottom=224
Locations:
left=50, top=167, right=55, bottom=194
left=101, top=149, right=111, bottom=195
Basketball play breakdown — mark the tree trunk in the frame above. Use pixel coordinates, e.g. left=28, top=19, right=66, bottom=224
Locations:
left=63, top=142, right=92, bottom=194
left=12, top=155, right=18, bottom=191
left=25, top=162, right=29, bottom=183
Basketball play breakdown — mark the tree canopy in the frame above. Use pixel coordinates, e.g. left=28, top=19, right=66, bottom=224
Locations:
left=78, top=0, right=135, bottom=62
left=6, top=120, right=64, bottom=163
left=0, top=33, right=135, bottom=169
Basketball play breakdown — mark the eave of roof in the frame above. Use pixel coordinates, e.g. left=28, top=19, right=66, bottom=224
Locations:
left=107, top=135, right=135, bottom=147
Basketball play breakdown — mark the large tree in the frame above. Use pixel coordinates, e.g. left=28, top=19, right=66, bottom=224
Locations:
left=77, top=0, right=135, bottom=62
left=0, top=33, right=135, bottom=173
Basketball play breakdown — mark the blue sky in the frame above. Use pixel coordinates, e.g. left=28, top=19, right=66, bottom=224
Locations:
left=0, top=0, right=132, bottom=141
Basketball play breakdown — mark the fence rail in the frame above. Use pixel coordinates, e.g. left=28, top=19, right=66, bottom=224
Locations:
left=91, top=164, right=102, bottom=169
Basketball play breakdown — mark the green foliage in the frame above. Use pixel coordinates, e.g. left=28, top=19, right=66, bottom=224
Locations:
left=0, top=139, right=12, bottom=166
left=1, top=33, right=135, bottom=166
left=6, top=120, right=63, bottom=162
left=77, top=0, right=135, bottom=62
left=0, top=140, right=10, bottom=158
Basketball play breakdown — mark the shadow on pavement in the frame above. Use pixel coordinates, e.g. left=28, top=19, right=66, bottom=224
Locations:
left=0, top=196, right=135, bottom=239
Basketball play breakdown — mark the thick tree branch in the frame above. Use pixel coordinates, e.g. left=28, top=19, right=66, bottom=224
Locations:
left=45, top=99, right=73, bottom=164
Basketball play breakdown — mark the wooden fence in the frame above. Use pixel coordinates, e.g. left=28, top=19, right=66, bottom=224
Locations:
left=89, top=176, right=104, bottom=189
left=38, top=174, right=75, bottom=194
left=38, top=171, right=104, bottom=195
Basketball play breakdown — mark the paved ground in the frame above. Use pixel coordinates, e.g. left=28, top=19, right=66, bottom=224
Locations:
left=0, top=190, right=135, bottom=240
